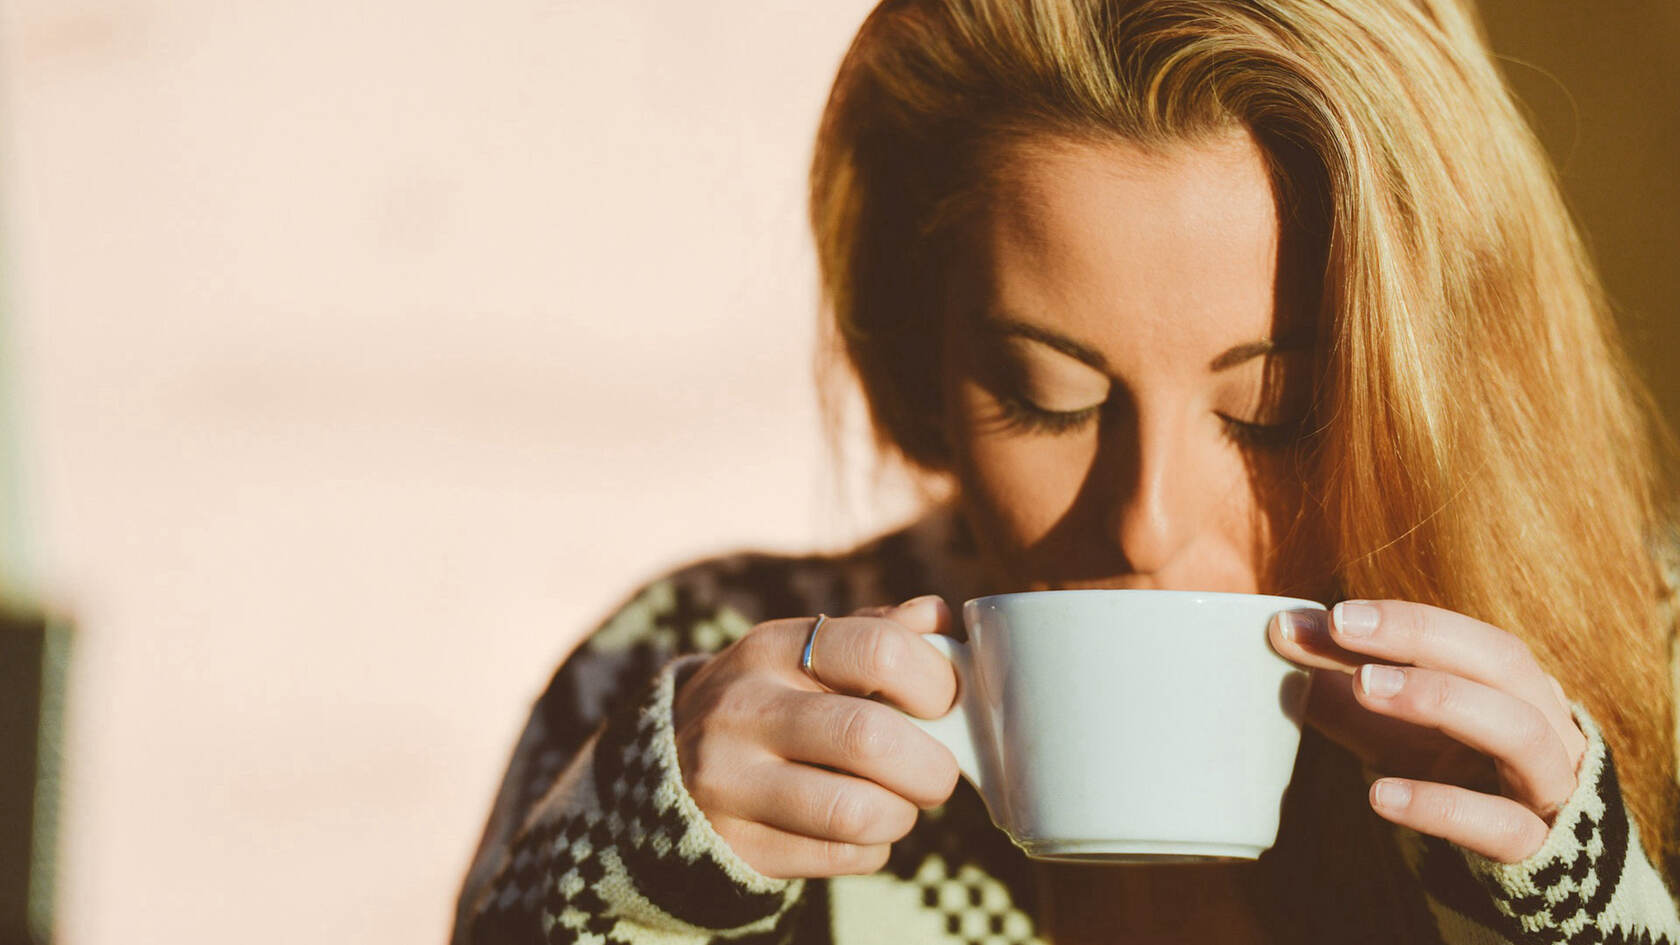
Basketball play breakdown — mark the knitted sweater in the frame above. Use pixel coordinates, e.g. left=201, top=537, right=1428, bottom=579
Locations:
left=452, top=509, right=1680, bottom=944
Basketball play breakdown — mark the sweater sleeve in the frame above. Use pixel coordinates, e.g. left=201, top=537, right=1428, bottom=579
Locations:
left=1398, top=708, right=1680, bottom=944
left=459, top=656, right=805, bottom=944
left=452, top=577, right=809, bottom=945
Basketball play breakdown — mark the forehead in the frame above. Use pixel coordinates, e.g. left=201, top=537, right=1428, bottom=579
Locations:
left=961, top=131, right=1297, bottom=367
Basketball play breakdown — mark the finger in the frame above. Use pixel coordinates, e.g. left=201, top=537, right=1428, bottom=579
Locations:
left=794, top=609, right=959, bottom=719
left=730, top=759, right=919, bottom=846
left=1302, top=668, right=1466, bottom=775
left=1547, top=674, right=1570, bottom=713
left=1269, top=608, right=1370, bottom=673
left=856, top=595, right=954, bottom=637
left=1353, top=664, right=1576, bottom=814
left=1326, top=600, right=1579, bottom=753
left=767, top=690, right=961, bottom=809
left=1367, top=778, right=1548, bottom=863
left=708, top=815, right=892, bottom=880
left=1328, top=600, right=1545, bottom=694
left=850, top=605, right=896, bottom=619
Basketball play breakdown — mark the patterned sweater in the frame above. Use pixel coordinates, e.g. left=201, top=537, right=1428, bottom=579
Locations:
left=452, top=509, right=1680, bottom=944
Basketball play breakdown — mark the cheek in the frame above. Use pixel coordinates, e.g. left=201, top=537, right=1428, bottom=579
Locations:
left=950, top=380, right=1096, bottom=546
left=1204, top=451, right=1301, bottom=560
left=1240, top=453, right=1331, bottom=594
left=1176, top=446, right=1282, bottom=584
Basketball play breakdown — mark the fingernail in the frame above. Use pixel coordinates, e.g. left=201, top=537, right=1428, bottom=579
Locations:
left=1371, top=779, right=1411, bottom=811
left=1360, top=664, right=1405, bottom=698
left=894, top=595, right=942, bottom=620
left=1274, top=609, right=1327, bottom=645
left=1333, top=600, right=1379, bottom=638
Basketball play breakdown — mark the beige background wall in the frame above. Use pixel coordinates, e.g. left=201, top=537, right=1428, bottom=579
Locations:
left=0, top=2, right=1671, bottom=944
left=0, top=1, right=904, bottom=942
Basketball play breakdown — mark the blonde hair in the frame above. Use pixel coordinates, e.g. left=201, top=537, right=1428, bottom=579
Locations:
left=811, top=0, right=1679, bottom=876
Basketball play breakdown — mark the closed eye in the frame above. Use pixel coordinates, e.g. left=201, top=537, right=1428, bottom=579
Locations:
left=991, top=393, right=1102, bottom=436
left=1218, top=413, right=1307, bottom=450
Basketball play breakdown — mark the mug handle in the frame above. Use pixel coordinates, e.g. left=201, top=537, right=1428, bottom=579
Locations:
left=908, top=635, right=984, bottom=791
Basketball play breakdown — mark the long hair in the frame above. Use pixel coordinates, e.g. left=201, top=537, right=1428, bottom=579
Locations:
left=810, top=0, right=1679, bottom=880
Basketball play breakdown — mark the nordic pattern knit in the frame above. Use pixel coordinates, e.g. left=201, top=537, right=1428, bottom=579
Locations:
left=452, top=509, right=1680, bottom=944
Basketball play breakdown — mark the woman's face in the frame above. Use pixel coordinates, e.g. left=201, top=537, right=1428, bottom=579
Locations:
left=941, top=129, right=1325, bottom=597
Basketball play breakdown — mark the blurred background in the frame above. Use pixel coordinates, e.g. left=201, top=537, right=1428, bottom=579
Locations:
left=0, top=1, right=1672, bottom=943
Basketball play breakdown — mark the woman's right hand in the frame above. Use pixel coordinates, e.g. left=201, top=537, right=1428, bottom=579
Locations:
left=672, top=595, right=962, bottom=879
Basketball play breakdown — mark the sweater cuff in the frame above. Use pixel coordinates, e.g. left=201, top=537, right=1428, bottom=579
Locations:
left=1455, top=706, right=1622, bottom=936
left=1405, top=705, right=1680, bottom=943
left=524, top=655, right=804, bottom=940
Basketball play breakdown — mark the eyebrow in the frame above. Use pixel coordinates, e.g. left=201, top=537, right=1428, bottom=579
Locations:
left=1207, top=336, right=1312, bottom=372
left=983, top=314, right=1310, bottom=373
left=982, top=316, right=1110, bottom=371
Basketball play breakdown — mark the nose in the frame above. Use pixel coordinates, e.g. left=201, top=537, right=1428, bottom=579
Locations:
left=1106, top=404, right=1202, bottom=576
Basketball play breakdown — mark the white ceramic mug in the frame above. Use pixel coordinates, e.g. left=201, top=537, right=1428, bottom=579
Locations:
left=912, top=589, right=1321, bottom=862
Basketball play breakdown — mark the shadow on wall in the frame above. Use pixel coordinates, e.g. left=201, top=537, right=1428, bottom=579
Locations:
left=0, top=608, right=68, bottom=945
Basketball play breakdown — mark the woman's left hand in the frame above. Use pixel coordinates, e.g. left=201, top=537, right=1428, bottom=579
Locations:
left=1268, top=599, right=1588, bottom=863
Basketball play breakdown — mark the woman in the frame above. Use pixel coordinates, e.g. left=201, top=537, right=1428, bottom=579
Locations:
left=453, top=0, right=1680, bottom=941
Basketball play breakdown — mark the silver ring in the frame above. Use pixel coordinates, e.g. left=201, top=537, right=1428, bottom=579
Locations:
left=800, top=614, right=828, bottom=683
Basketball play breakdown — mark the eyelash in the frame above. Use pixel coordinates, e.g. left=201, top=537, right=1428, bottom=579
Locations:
left=991, top=393, right=1306, bottom=449
left=992, top=395, right=1101, bottom=436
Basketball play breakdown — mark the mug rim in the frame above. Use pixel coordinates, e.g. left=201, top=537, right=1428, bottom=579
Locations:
left=963, top=588, right=1326, bottom=611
